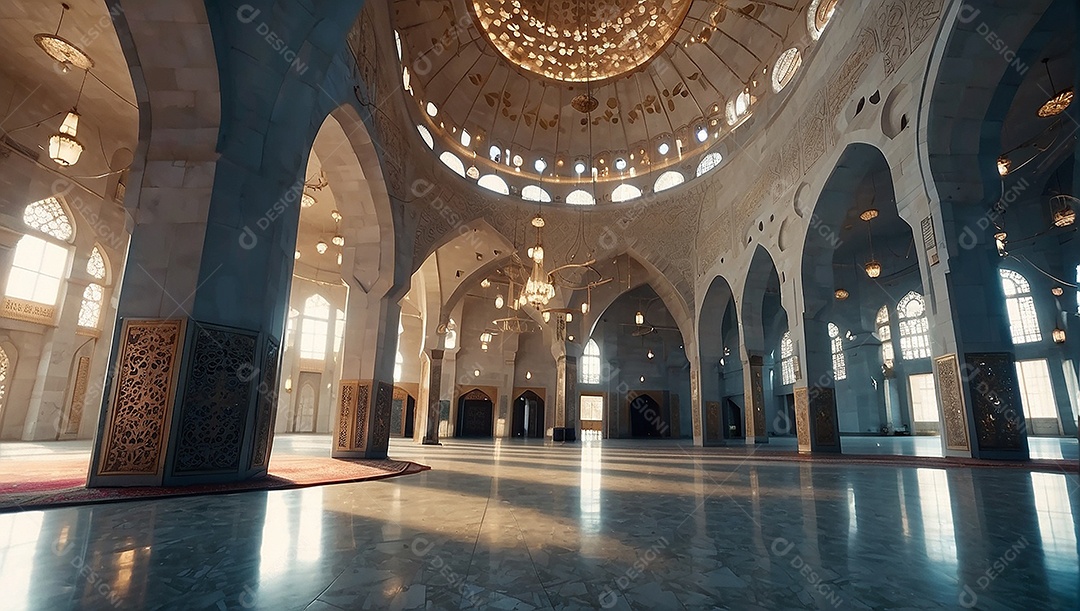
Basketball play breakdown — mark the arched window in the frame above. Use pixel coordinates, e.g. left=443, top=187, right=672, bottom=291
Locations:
left=8, top=197, right=74, bottom=307
left=402, top=66, right=412, bottom=94
left=829, top=322, right=846, bottom=381
left=7, top=236, right=68, bottom=306
left=299, top=294, right=331, bottom=360
left=780, top=331, right=797, bottom=385
left=898, top=292, right=931, bottom=360
left=439, top=151, right=466, bottom=177
left=808, top=0, right=839, bottom=41
left=24, top=197, right=74, bottom=241
left=521, top=185, right=552, bottom=202
left=696, top=152, right=723, bottom=177
left=772, top=48, right=803, bottom=92
left=1000, top=269, right=1041, bottom=344
left=477, top=174, right=510, bottom=195
left=78, top=246, right=108, bottom=329
left=488, top=145, right=502, bottom=163
left=876, top=305, right=894, bottom=368
left=566, top=189, right=595, bottom=206
left=581, top=339, right=601, bottom=384
left=610, top=183, right=642, bottom=203
left=416, top=125, right=434, bottom=149
left=653, top=171, right=684, bottom=193
left=394, top=351, right=404, bottom=383
left=726, top=91, right=754, bottom=125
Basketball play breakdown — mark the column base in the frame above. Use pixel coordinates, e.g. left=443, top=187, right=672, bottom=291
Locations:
left=552, top=427, right=577, bottom=442
left=745, top=435, right=769, bottom=445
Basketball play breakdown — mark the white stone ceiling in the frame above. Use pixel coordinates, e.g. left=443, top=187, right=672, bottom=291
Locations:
left=0, top=2, right=138, bottom=170
left=393, top=0, right=816, bottom=202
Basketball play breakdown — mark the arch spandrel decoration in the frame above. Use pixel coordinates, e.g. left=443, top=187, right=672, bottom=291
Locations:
left=692, top=0, right=944, bottom=276
left=462, top=388, right=492, bottom=402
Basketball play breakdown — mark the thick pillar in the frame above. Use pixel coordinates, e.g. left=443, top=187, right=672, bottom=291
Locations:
left=794, top=317, right=841, bottom=454
left=334, top=293, right=400, bottom=459
left=553, top=354, right=578, bottom=442
left=929, top=203, right=1030, bottom=460
left=688, top=357, right=702, bottom=444
left=743, top=354, right=768, bottom=444
left=421, top=349, right=444, bottom=444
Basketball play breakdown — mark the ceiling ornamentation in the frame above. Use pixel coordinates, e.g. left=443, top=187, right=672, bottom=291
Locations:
left=470, top=0, right=693, bottom=83
left=393, top=0, right=818, bottom=203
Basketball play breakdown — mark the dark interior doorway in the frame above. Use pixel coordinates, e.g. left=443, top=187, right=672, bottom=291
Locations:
left=511, top=391, right=545, bottom=438
left=457, top=389, right=493, bottom=438
left=391, top=389, right=415, bottom=438
left=630, top=394, right=666, bottom=438
left=725, top=398, right=743, bottom=439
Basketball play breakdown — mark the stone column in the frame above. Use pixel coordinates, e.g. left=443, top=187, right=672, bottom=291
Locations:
left=743, top=354, right=768, bottom=444
left=688, top=356, right=703, bottom=445
left=925, top=201, right=1029, bottom=460
left=794, top=316, right=841, bottom=454
left=421, top=349, right=444, bottom=444
left=497, top=355, right=516, bottom=437
left=88, top=163, right=289, bottom=486
left=606, top=358, right=620, bottom=439
left=334, top=292, right=400, bottom=459
left=553, top=354, right=578, bottom=441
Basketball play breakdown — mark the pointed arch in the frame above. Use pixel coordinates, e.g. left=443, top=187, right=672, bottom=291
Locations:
left=581, top=339, right=601, bottom=384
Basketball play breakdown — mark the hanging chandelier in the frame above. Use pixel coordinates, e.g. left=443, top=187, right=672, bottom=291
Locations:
left=522, top=214, right=556, bottom=307
left=35, top=3, right=95, bottom=71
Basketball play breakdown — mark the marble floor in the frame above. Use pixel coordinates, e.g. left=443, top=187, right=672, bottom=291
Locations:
left=0, top=437, right=1076, bottom=610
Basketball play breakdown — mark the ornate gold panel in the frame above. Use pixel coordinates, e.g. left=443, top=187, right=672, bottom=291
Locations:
left=98, top=319, right=185, bottom=476
left=794, top=387, right=811, bottom=449
left=935, top=354, right=970, bottom=451
left=64, top=356, right=91, bottom=436
left=338, top=380, right=359, bottom=450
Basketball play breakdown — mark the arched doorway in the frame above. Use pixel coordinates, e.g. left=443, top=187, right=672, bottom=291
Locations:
left=511, top=391, right=545, bottom=438
left=629, top=393, right=667, bottom=438
left=699, top=274, right=742, bottom=443
left=741, top=246, right=794, bottom=443
left=391, top=387, right=416, bottom=438
left=457, top=389, right=494, bottom=438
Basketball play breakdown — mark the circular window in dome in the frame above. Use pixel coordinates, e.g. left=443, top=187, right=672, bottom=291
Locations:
left=469, top=0, right=694, bottom=82
left=772, top=48, right=803, bottom=93
left=808, top=0, right=839, bottom=41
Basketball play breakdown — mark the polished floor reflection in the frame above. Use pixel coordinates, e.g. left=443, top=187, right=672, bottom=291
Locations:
left=0, top=437, right=1076, bottom=610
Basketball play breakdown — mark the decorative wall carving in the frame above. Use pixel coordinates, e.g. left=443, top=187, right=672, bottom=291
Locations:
left=462, top=388, right=492, bottom=401
left=810, top=387, right=839, bottom=447
left=338, top=380, right=358, bottom=450
left=354, top=383, right=371, bottom=449
left=794, top=387, right=811, bottom=448
left=748, top=361, right=766, bottom=437
left=65, top=356, right=91, bottom=436
left=876, top=1, right=911, bottom=76
left=174, top=325, right=257, bottom=474
left=370, top=381, right=393, bottom=455
left=99, top=319, right=185, bottom=476
left=705, top=401, right=721, bottom=441
left=964, top=353, right=1024, bottom=451
left=934, top=354, right=969, bottom=451
left=250, top=338, right=280, bottom=469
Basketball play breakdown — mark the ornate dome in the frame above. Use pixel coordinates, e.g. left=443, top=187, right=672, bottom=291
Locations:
left=470, top=0, right=693, bottom=82
left=394, top=0, right=829, bottom=204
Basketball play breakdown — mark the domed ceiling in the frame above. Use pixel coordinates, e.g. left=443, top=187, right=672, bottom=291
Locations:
left=393, top=0, right=834, bottom=204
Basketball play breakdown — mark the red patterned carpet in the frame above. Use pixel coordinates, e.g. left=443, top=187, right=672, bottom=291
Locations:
left=0, top=454, right=429, bottom=513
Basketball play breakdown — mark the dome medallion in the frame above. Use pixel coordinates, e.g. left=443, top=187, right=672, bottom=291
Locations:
left=470, top=0, right=693, bottom=83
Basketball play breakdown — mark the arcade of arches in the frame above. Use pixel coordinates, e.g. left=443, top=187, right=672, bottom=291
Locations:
left=0, top=0, right=1076, bottom=609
